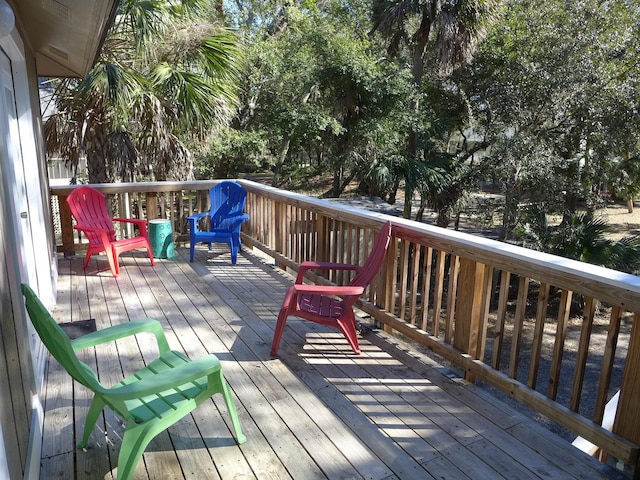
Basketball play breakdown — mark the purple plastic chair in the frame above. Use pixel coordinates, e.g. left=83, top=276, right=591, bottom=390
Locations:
left=271, top=221, right=392, bottom=355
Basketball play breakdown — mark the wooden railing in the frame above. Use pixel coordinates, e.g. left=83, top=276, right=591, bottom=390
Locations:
left=51, top=181, right=220, bottom=254
left=50, top=180, right=640, bottom=473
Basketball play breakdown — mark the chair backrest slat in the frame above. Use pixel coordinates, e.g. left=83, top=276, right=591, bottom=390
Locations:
left=350, top=221, right=393, bottom=288
left=21, top=284, right=101, bottom=391
left=67, top=186, right=116, bottom=244
left=209, top=181, right=248, bottom=230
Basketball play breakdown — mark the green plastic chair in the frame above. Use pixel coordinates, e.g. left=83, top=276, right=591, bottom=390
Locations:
left=21, top=284, right=246, bottom=480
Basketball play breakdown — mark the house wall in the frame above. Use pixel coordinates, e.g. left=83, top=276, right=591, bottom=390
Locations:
left=0, top=21, right=59, bottom=480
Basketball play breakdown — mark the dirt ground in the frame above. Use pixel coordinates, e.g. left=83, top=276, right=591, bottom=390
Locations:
left=594, top=202, right=640, bottom=240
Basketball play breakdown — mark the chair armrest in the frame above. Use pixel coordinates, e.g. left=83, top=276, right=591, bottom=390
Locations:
left=188, top=212, right=211, bottom=233
left=188, top=212, right=211, bottom=222
left=296, top=261, right=360, bottom=283
left=216, top=213, right=249, bottom=222
left=105, top=354, right=221, bottom=400
left=71, top=318, right=171, bottom=354
left=112, top=218, right=149, bottom=236
left=291, top=284, right=365, bottom=297
left=112, top=217, right=146, bottom=227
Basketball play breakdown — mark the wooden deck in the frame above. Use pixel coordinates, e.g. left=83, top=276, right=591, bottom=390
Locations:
left=40, top=245, right=626, bottom=480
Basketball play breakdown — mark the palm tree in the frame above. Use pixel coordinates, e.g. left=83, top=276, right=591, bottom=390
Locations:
left=612, top=151, right=640, bottom=213
left=44, top=0, right=243, bottom=183
left=517, top=212, right=640, bottom=275
left=370, top=0, right=500, bottom=218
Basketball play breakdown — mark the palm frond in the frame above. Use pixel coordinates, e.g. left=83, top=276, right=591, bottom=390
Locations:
left=149, top=62, right=236, bottom=132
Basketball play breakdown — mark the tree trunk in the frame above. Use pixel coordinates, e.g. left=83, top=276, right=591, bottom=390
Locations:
left=436, top=209, right=450, bottom=228
left=272, top=136, right=291, bottom=187
left=628, top=196, right=634, bottom=213
left=500, top=183, right=519, bottom=241
left=400, top=16, right=431, bottom=219
left=407, top=15, right=430, bottom=160
left=415, top=196, right=427, bottom=222
left=388, top=176, right=400, bottom=205
left=86, top=126, right=110, bottom=184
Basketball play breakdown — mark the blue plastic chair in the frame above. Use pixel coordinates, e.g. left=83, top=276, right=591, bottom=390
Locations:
left=188, top=181, right=250, bottom=264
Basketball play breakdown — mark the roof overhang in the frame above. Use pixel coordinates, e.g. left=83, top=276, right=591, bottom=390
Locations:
left=9, top=0, right=118, bottom=78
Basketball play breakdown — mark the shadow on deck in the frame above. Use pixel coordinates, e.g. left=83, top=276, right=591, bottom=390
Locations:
left=40, top=245, right=625, bottom=479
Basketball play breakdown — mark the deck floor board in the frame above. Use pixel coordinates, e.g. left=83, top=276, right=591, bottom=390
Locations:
left=38, top=246, right=625, bottom=480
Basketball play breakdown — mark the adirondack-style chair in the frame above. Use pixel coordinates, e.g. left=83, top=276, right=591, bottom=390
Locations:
left=270, top=221, right=393, bottom=356
left=21, top=284, right=246, bottom=480
left=66, top=186, right=155, bottom=277
left=188, top=181, right=250, bottom=264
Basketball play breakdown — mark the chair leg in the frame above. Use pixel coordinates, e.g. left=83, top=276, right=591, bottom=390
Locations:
left=106, top=246, right=120, bottom=277
left=210, top=370, right=247, bottom=444
left=145, top=240, right=156, bottom=266
left=335, top=314, right=361, bottom=354
left=189, top=237, right=196, bottom=262
left=270, top=288, right=296, bottom=356
left=233, top=232, right=242, bottom=252
left=231, top=233, right=242, bottom=264
left=116, top=422, right=159, bottom=480
left=78, top=396, right=106, bottom=448
left=229, top=240, right=238, bottom=264
left=83, top=250, right=93, bottom=269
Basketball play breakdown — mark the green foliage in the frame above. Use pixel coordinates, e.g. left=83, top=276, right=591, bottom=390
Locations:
left=45, top=0, right=243, bottom=182
left=609, top=154, right=640, bottom=202
left=214, top=3, right=408, bottom=193
left=195, top=128, right=269, bottom=179
left=518, top=213, right=640, bottom=274
left=460, top=0, right=640, bottom=233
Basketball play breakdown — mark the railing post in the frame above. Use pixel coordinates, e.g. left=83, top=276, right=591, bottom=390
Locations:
left=58, top=194, right=75, bottom=257
left=146, top=192, right=158, bottom=220
left=613, top=312, right=640, bottom=470
left=275, top=202, right=286, bottom=269
left=120, top=192, right=133, bottom=238
left=317, top=216, right=327, bottom=263
left=453, top=258, right=487, bottom=371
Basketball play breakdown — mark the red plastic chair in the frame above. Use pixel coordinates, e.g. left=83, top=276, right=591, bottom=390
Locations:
left=66, top=186, right=155, bottom=277
left=271, top=221, right=392, bottom=356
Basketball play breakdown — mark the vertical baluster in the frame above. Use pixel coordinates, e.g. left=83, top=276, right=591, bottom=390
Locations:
left=570, top=296, right=596, bottom=412
left=444, top=255, right=460, bottom=345
left=409, top=242, right=421, bottom=326
left=432, top=250, right=446, bottom=338
left=383, top=230, right=397, bottom=333
left=398, top=238, right=410, bottom=322
left=547, top=289, right=573, bottom=400
left=508, top=276, right=530, bottom=379
left=346, top=223, right=353, bottom=281
left=593, top=305, right=622, bottom=425
left=335, top=220, right=343, bottom=283
left=420, top=246, right=433, bottom=332
left=475, top=266, right=493, bottom=363
left=528, top=282, right=550, bottom=389
left=491, top=270, right=511, bottom=370
left=289, top=205, right=300, bottom=263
